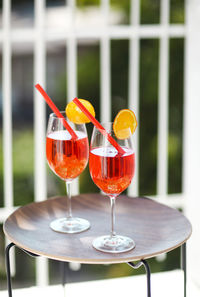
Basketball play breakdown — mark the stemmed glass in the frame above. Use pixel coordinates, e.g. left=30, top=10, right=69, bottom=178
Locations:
left=89, top=122, right=135, bottom=253
left=46, top=112, right=90, bottom=233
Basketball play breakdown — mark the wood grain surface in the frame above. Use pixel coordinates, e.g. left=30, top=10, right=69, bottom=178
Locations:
left=3, top=194, right=192, bottom=264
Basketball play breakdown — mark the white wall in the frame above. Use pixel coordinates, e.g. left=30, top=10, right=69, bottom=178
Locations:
left=184, top=0, right=200, bottom=287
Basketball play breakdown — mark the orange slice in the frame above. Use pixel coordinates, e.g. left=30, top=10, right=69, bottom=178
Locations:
left=66, top=99, right=95, bottom=124
left=113, top=109, right=137, bottom=139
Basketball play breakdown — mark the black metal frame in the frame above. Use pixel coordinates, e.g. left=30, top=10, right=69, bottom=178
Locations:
left=5, top=243, right=39, bottom=297
left=181, top=242, right=187, bottom=297
left=127, top=260, right=151, bottom=297
left=5, top=242, right=187, bottom=297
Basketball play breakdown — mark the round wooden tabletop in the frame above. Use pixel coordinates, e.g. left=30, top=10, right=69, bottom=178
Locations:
left=3, top=194, right=192, bottom=264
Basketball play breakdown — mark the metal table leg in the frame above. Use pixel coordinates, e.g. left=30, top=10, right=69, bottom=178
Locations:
left=60, top=262, right=68, bottom=297
left=181, top=243, right=187, bottom=297
left=5, top=243, right=15, bottom=297
left=5, top=243, right=39, bottom=297
left=60, top=261, right=67, bottom=287
left=5, top=243, right=68, bottom=297
left=7, top=244, right=187, bottom=297
left=127, top=260, right=151, bottom=297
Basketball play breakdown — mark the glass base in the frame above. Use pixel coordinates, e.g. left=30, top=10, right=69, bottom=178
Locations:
left=92, top=235, right=135, bottom=253
left=50, top=217, right=90, bottom=234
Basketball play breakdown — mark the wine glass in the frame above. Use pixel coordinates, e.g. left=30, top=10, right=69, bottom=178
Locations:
left=46, top=112, right=90, bottom=233
left=89, top=122, right=135, bottom=253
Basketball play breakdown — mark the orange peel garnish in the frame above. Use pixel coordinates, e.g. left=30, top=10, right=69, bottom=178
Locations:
left=113, top=109, right=137, bottom=139
left=66, top=99, right=95, bottom=124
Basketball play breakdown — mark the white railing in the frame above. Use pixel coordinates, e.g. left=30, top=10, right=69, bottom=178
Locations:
left=1, top=0, right=200, bottom=288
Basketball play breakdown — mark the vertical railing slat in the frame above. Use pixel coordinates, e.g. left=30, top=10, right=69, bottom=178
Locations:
left=128, top=0, right=140, bottom=197
left=157, top=0, right=170, bottom=196
left=34, top=0, right=48, bottom=287
left=65, top=0, right=80, bottom=273
left=100, top=0, right=111, bottom=123
left=2, top=0, right=15, bottom=277
left=67, top=0, right=79, bottom=195
left=2, top=0, right=13, bottom=209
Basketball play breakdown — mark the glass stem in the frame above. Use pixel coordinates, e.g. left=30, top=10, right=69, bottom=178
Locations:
left=66, top=181, right=72, bottom=219
left=110, top=196, right=116, bottom=238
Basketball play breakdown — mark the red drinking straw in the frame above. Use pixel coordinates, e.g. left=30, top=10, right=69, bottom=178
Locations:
left=73, top=98, right=125, bottom=155
left=35, top=84, right=78, bottom=140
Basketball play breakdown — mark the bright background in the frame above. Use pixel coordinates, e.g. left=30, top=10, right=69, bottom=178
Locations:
left=1, top=0, right=199, bottom=292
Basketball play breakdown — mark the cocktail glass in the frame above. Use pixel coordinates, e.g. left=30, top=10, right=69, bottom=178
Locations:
left=46, top=112, right=90, bottom=233
left=89, top=122, right=135, bottom=253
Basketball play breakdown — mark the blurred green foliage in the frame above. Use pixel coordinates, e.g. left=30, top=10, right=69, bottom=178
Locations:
left=168, top=38, right=184, bottom=193
left=141, top=0, right=160, bottom=24
left=77, top=0, right=100, bottom=7
left=139, top=38, right=159, bottom=195
left=13, top=130, right=34, bottom=206
left=111, top=40, right=129, bottom=117
left=170, top=0, right=185, bottom=23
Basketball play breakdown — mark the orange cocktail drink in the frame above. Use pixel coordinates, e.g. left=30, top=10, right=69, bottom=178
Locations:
left=89, top=120, right=136, bottom=253
left=89, top=146, right=135, bottom=195
left=35, top=85, right=94, bottom=234
left=46, top=129, right=88, bottom=181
